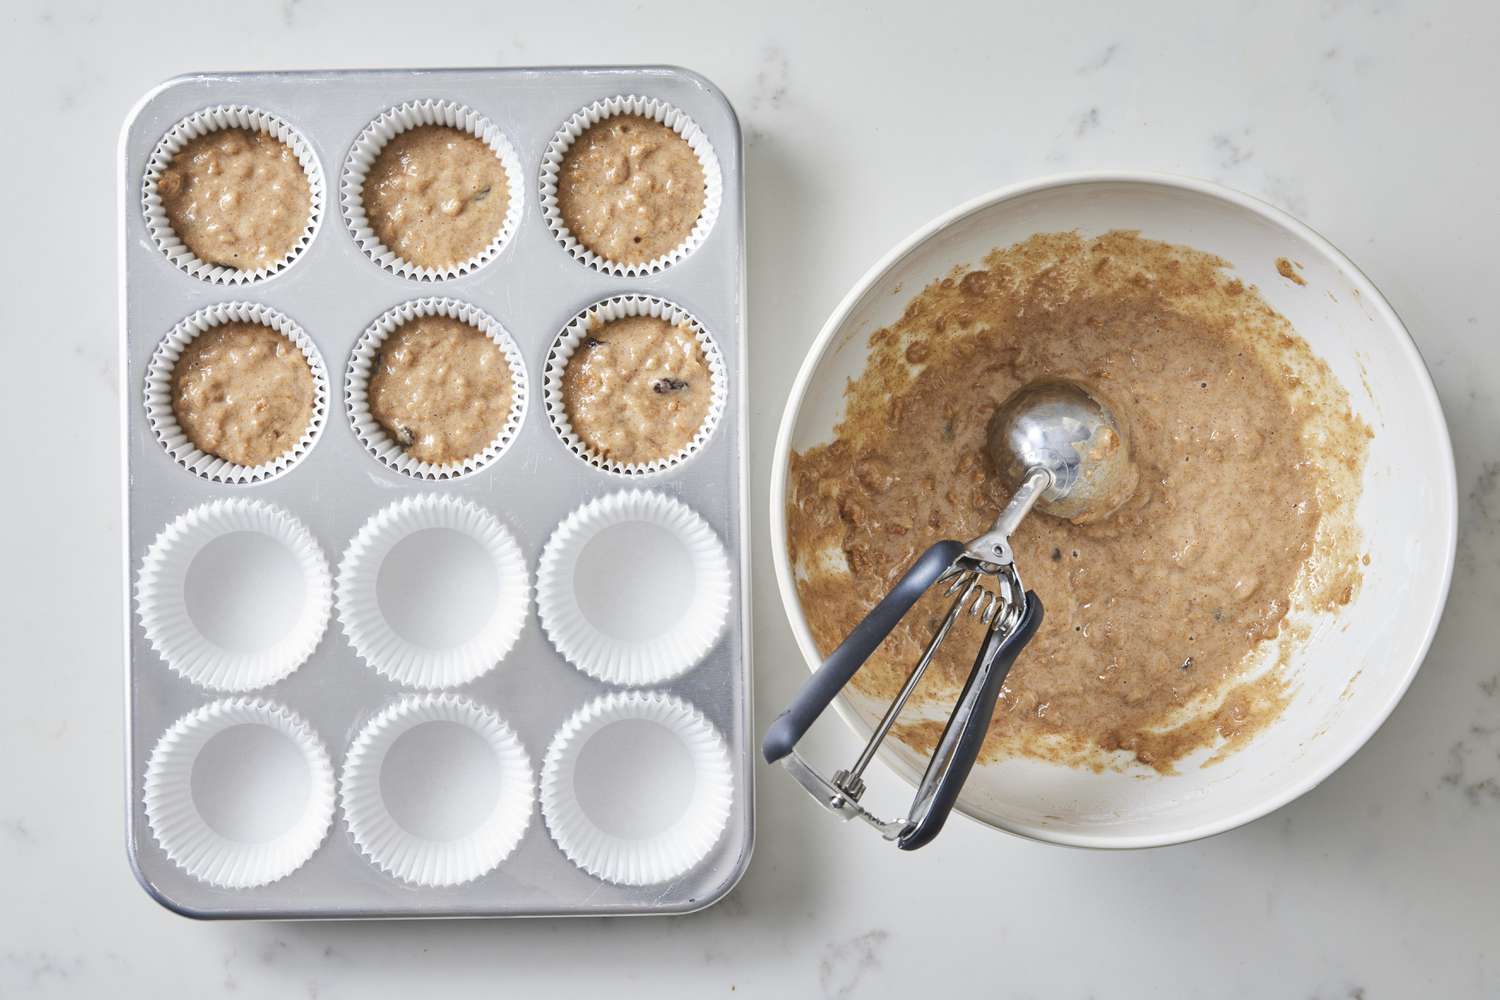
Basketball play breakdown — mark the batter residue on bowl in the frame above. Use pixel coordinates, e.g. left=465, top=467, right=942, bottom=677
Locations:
left=171, top=322, right=315, bottom=468
left=363, top=125, right=510, bottom=270
left=787, top=231, right=1369, bottom=773
left=158, top=128, right=310, bottom=271
left=557, top=115, right=705, bottom=266
left=367, top=315, right=513, bottom=467
left=561, top=315, right=713, bottom=466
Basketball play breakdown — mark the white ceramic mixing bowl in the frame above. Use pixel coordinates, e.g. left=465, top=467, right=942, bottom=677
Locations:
left=770, top=172, right=1456, bottom=848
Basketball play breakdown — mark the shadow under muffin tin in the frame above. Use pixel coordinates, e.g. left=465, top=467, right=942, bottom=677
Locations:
left=121, top=67, right=748, bottom=918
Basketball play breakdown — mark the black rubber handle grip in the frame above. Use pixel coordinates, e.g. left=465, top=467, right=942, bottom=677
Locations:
left=762, top=540, right=966, bottom=764
left=897, top=591, right=1043, bottom=851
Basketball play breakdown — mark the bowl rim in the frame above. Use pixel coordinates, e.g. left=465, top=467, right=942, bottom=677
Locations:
left=768, top=169, right=1458, bottom=849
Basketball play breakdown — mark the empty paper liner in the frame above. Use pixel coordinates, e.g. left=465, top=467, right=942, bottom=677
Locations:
left=144, top=698, right=335, bottom=889
left=536, top=490, right=731, bottom=686
left=136, top=499, right=333, bottom=691
left=337, top=495, right=529, bottom=689
left=541, top=691, right=732, bottom=886
left=340, top=693, right=534, bottom=887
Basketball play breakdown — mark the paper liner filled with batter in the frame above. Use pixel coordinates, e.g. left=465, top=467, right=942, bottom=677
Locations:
left=145, top=301, right=330, bottom=485
left=141, top=105, right=324, bottom=285
left=345, top=297, right=528, bottom=480
left=336, top=495, right=529, bottom=689
left=137, top=499, right=333, bottom=691
left=536, top=490, right=731, bottom=686
left=341, top=99, right=524, bottom=281
left=542, top=294, right=727, bottom=476
left=541, top=691, right=732, bottom=886
left=340, top=693, right=534, bottom=887
left=539, top=95, right=722, bottom=276
left=144, top=698, right=335, bottom=889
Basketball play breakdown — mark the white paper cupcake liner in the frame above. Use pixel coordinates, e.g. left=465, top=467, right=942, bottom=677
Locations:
left=341, top=693, right=534, bottom=887
left=345, top=297, right=528, bottom=480
left=541, top=691, right=732, bottom=886
left=341, top=99, right=524, bottom=281
left=144, top=698, right=335, bottom=889
left=337, top=495, right=529, bottom=689
left=537, top=490, right=731, bottom=686
left=137, top=500, right=333, bottom=692
left=543, top=295, right=727, bottom=476
left=144, top=301, right=330, bottom=485
left=539, top=95, right=723, bottom=276
left=141, top=105, right=324, bottom=285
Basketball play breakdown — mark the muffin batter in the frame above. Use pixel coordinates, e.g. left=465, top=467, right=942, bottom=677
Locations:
left=787, top=231, right=1368, bottom=773
left=364, top=126, right=510, bottom=269
left=171, top=322, right=315, bottom=468
left=367, top=315, right=513, bottom=466
left=157, top=128, right=310, bottom=271
left=561, top=315, right=713, bottom=465
left=557, top=115, right=705, bottom=265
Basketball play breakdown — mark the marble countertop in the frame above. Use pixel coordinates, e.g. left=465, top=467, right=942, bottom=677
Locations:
left=3, top=0, right=1498, bottom=996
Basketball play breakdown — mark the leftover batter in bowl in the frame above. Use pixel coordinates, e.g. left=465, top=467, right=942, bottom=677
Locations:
left=367, top=315, right=513, bottom=467
left=157, top=128, right=311, bottom=271
left=557, top=115, right=705, bottom=266
left=363, top=126, right=510, bottom=270
left=561, top=315, right=713, bottom=466
left=171, top=322, right=315, bottom=468
left=787, top=231, right=1370, bottom=773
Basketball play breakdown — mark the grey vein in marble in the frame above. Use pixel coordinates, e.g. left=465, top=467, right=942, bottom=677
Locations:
left=1077, top=42, right=1120, bottom=74
left=818, top=930, right=889, bottom=999
left=751, top=46, right=790, bottom=112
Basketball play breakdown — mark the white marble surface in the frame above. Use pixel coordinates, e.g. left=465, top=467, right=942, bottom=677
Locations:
left=3, top=0, right=1498, bottom=995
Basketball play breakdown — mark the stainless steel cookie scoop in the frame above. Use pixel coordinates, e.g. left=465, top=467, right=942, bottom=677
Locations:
left=971, top=378, right=1139, bottom=563
left=763, top=378, right=1133, bottom=849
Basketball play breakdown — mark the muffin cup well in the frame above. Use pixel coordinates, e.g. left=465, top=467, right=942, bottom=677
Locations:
left=543, top=294, right=727, bottom=477
left=539, top=94, right=723, bottom=276
left=536, top=490, right=731, bottom=686
left=345, top=297, right=528, bottom=481
left=137, top=499, right=333, bottom=692
left=541, top=691, right=733, bottom=886
left=340, top=693, right=534, bottom=887
left=141, top=105, right=324, bottom=285
left=144, top=698, right=335, bottom=889
left=336, top=495, right=529, bottom=690
left=342, top=99, right=524, bottom=281
left=145, top=301, right=330, bottom=485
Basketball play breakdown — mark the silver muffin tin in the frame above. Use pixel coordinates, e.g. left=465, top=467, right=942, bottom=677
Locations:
left=118, top=67, right=750, bottom=918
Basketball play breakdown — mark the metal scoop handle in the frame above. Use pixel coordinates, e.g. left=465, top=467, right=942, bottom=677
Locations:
left=763, top=540, right=965, bottom=764
left=898, top=592, right=1042, bottom=849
